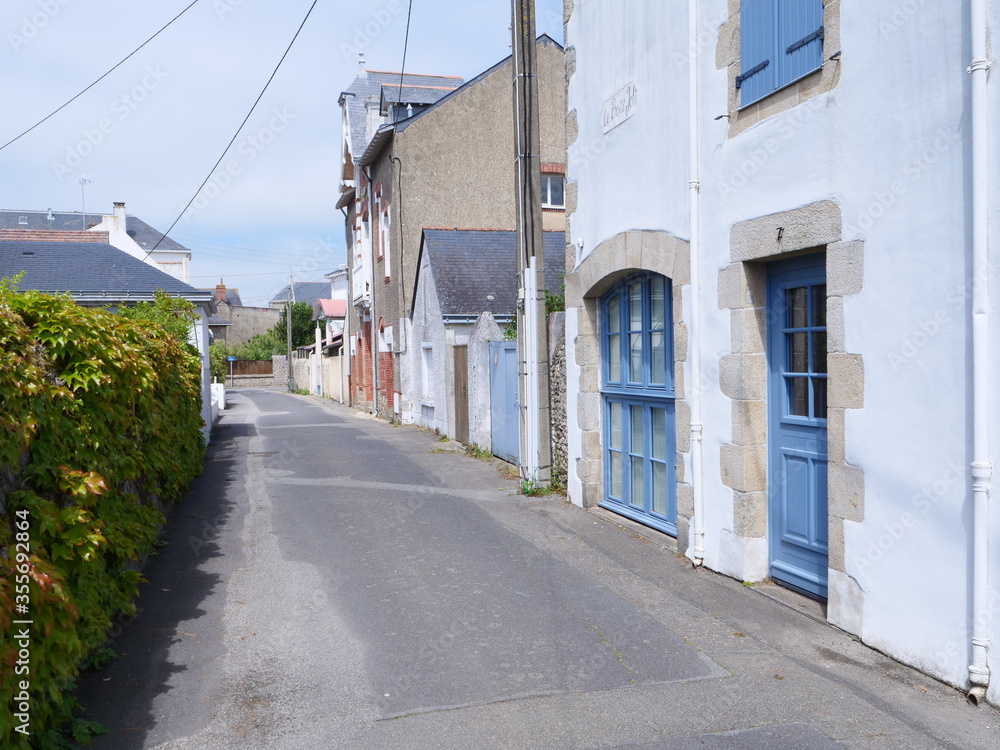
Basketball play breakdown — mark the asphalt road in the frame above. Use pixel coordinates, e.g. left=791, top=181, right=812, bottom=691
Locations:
left=75, top=389, right=1000, bottom=749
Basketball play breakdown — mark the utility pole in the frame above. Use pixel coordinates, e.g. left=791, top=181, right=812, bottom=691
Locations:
left=286, top=274, right=296, bottom=391
left=511, top=0, right=551, bottom=485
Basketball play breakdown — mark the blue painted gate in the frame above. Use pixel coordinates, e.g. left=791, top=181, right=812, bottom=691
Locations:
left=489, top=341, right=519, bottom=463
left=768, top=255, right=829, bottom=599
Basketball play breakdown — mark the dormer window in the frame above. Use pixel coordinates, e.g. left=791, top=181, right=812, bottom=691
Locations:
left=18, top=216, right=28, bottom=225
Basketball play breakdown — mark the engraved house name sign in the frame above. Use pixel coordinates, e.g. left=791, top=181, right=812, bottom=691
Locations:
left=601, top=82, right=638, bottom=134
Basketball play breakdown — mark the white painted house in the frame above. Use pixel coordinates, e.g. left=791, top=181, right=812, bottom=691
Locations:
left=563, top=0, right=998, bottom=706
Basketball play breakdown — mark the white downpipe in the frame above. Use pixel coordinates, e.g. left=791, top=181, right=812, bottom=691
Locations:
left=686, top=0, right=705, bottom=564
left=967, top=0, right=993, bottom=706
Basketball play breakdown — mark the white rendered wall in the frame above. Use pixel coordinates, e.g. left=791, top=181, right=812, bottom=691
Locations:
left=567, top=0, right=691, bottom=257
left=567, top=0, right=998, bottom=696
left=408, top=256, right=448, bottom=435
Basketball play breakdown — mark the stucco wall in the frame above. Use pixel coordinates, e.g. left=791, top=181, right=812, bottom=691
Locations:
left=565, top=0, right=1000, bottom=701
left=219, top=303, right=280, bottom=347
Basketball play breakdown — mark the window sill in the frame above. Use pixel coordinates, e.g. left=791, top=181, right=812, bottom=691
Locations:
left=738, top=65, right=823, bottom=111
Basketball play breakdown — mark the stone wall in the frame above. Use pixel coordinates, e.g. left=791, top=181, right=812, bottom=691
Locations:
left=548, top=312, right=567, bottom=483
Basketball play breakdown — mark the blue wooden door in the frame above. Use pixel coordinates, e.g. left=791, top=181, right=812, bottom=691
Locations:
left=490, top=341, right=519, bottom=463
left=768, top=256, right=828, bottom=599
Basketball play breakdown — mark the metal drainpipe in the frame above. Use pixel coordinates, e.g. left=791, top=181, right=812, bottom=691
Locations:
left=967, top=0, right=993, bottom=707
left=687, top=0, right=705, bottom=565
left=365, top=165, right=378, bottom=416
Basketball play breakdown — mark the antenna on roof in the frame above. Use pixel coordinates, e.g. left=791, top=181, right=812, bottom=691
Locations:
left=79, top=177, right=94, bottom=229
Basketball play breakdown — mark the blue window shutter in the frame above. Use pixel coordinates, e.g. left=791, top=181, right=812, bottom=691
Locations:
left=739, top=0, right=776, bottom=106
left=777, top=0, right=823, bottom=87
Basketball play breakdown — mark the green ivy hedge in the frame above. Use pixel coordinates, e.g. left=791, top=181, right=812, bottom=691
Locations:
left=0, top=286, right=205, bottom=748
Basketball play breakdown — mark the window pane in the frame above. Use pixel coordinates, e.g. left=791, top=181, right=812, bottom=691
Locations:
left=811, top=284, right=827, bottom=327
left=608, top=294, right=620, bottom=333
left=787, top=377, right=809, bottom=417
left=650, top=332, right=666, bottom=385
left=787, top=287, right=807, bottom=328
left=789, top=332, right=808, bottom=373
left=549, top=176, right=564, bottom=207
left=610, top=402, right=622, bottom=449
left=629, top=333, right=642, bottom=381
left=631, top=456, right=644, bottom=507
left=813, top=378, right=828, bottom=419
left=650, top=276, right=665, bottom=330
left=610, top=451, right=622, bottom=498
left=630, top=283, right=642, bottom=329
left=812, top=332, right=827, bottom=374
left=652, top=463, right=667, bottom=516
left=609, top=335, right=621, bottom=382
left=631, top=404, right=644, bottom=452
left=651, top=407, right=666, bottom=461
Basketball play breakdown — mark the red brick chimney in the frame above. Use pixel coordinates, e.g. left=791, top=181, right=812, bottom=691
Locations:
left=215, top=280, right=227, bottom=304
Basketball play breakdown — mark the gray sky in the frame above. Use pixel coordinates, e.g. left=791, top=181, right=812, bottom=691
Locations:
left=1, top=0, right=564, bottom=306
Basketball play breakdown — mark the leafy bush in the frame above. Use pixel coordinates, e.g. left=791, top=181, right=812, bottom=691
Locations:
left=0, top=284, right=205, bottom=747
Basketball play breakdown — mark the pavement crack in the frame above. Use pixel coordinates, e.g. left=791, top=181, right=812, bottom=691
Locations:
left=588, top=622, right=638, bottom=685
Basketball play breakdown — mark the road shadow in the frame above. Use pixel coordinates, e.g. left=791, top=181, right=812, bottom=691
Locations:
left=72, top=414, right=255, bottom=748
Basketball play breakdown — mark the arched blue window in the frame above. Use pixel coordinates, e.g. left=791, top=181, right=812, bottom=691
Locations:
left=601, top=273, right=677, bottom=535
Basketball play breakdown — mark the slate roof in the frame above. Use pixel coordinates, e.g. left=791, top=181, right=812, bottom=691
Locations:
left=270, top=281, right=330, bottom=307
left=417, top=230, right=565, bottom=318
left=0, top=209, right=189, bottom=253
left=339, top=70, right=463, bottom=160
left=0, top=240, right=208, bottom=301
left=359, top=35, right=562, bottom=167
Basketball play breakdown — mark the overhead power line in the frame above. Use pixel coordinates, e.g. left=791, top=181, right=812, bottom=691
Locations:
left=146, top=0, right=319, bottom=258
left=397, top=0, right=415, bottom=104
left=0, top=0, right=203, bottom=153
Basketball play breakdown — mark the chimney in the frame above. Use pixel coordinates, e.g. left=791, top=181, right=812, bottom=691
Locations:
left=113, top=201, right=126, bottom=231
left=358, top=51, right=366, bottom=72
left=215, top=279, right=227, bottom=304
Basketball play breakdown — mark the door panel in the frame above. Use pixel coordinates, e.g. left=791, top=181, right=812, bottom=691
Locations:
left=768, top=257, right=828, bottom=599
left=489, top=341, right=519, bottom=463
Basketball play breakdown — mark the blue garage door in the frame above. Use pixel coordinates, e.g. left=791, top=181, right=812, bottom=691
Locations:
left=599, top=274, right=677, bottom=536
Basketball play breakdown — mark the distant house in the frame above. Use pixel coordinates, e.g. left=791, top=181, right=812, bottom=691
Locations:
left=0, top=203, right=192, bottom=283
left=337, top=36, right=566, bottom=419
left=202, top=280, right=278, bottom=347
left=410, top=229, right=564, bottom=437
left=0, top=232, right=216, bottom=441
left=269, top=281, right=330, bottom=310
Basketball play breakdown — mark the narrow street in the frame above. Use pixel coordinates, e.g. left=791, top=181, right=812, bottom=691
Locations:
left=76, top=389, right=999, bottom=749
